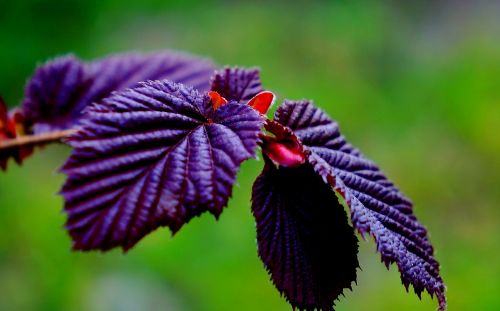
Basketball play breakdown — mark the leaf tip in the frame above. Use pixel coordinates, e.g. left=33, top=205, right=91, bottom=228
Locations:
left=247, top=91, right=275, bottom=115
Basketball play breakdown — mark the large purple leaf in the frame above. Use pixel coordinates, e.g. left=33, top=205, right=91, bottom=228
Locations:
left=60, top=80, right=263, bottom=251
left=22, top=51, right=216, bottom=134
left=273, top=100, right=446, bottom=310
left=210, top=67, right=263, bottom=102
left=252, top=158, right=359, bottom=311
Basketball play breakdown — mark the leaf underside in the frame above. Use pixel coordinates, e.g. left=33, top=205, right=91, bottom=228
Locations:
left=252, top=159, right=359, bottom=311
left=61, top=80, right=263, bottom=251
left=272, top=100, right=446, bottom=310
left=210, top=67, right=263, bottom=102
left=22, top=51, right=216, bottom=134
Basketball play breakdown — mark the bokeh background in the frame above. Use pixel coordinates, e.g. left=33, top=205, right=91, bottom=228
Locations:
left=1, top=0, right=499, bottom=310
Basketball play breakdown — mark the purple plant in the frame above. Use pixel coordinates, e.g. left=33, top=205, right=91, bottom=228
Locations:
left=0, top=51, right=446, bottom=310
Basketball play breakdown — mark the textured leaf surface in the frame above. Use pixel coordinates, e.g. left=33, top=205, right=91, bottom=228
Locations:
left=252, top=159, right=359, bottom=311
left=61, top=80, right=263, bottom=251
left=273, top=100, right=446, bottom=310
left=210, top=67, right=263, bottom=102
left=21, top=55, right=86, bottom=133
left=22, top=52, right=216, bottom=134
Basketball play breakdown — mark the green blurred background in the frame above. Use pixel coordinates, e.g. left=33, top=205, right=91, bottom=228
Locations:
left=0, top=0, right=499, bottom=310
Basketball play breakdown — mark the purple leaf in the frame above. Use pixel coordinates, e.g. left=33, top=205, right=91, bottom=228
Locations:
left=22, top=51, right=216, bottom=134
left=210, top=67, right=263, bottom=102
left=60, top=80, right=263, bottom=251
left=252, top=158, right=359, bottom=311
left=273, top=100, right=446, bottom=310
left=21, top=55, right=86, bottom=134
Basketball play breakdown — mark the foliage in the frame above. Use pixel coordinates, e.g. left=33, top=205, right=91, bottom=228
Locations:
left=0, top=52, right=446, bottom=310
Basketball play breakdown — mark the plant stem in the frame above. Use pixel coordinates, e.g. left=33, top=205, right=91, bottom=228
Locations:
left=0, top=129, right=76, bottom=150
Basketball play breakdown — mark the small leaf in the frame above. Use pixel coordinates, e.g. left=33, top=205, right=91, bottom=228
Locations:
left=22, top=55, right=86, bottom=134
left=0, top=98, right=33, bottom=170
left=61, top=80, right=263, bottom=251
left=247, top=91, right=275, bottom=114
left=0, top=97, right=16, bottom=170
left=210, top=67, right=263, bottom=102
left=22, top=52, right=216, bottom=134
left=273, top=100, right=446, bottom=310
left=260, top=119, right=306, bottom=168
left=207, top=91, right=228, bottom=110
left=0, top=97, right=15, bottom=141
left=252, top=158, right=359, bottom=311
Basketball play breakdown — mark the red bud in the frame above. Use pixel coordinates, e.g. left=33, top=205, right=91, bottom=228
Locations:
left=261, top=135, right=305, bottom=168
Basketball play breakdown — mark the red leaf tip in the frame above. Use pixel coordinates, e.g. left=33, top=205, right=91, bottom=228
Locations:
left=247, top=91, right=275, bottom=114
left=0, top=97, right=16, bottom=140
left=0, top=99, right=34, bottom=170
left=208, top=91, right=228, bottom=110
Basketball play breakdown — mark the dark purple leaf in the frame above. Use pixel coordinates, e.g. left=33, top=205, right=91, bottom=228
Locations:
left=21, top=55, right=86, bottom=134
left=210, top=67, right=263, bottom=102
left=60, top=80, right=263, bottom=251
left=22, top=51, right=216, bottom=134
left=252, top=158, right=359, bottom=311
left=272, top=100, right=446, bottom=310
